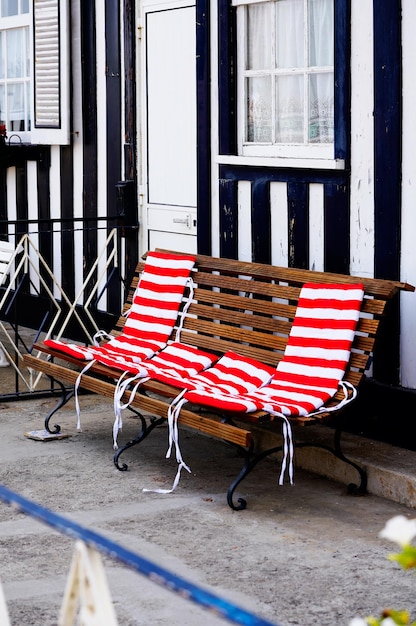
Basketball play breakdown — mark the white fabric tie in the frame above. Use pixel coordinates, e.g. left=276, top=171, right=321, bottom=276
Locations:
left=112, top=371, right=149, bottom=449
left=143, top=390, right=192, bottom=494
left=74, top=360, right=96, bottom=430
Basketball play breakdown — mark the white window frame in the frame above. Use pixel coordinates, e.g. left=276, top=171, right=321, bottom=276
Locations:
left=221, top=0, right=343, bottom=170
left=0, top=7, right=31, bottom=138
left=0, top=0, right=70, bottom=145
left=31, top=0, right=70, bottom=145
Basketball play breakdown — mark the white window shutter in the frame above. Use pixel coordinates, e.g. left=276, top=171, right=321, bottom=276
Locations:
left=31, top=0, right=70, bottom=145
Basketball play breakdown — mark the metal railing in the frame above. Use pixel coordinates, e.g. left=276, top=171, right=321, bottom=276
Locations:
left=0, top=484, right=279, bottom=626
left=0, top=218, right=128, bottom=399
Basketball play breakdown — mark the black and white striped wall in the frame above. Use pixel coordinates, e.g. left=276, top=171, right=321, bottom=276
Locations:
left=1, top=0, right=416, bottom=403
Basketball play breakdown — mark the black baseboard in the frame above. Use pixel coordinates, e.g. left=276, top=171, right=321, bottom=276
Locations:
left=340, top=378, right=416, bottom=451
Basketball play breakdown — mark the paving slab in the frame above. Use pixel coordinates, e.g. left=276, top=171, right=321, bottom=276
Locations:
left=0, top=394, right=416, bottom=626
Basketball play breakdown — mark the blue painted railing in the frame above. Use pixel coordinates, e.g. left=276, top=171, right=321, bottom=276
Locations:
left=0, top=484, right=280, bottom=626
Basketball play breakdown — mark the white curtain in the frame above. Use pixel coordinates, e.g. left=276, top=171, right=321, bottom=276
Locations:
left=308, top=0, right=334, bottom=142
left=274, top=0, right=304, bottom=142
left=5, top=28, right=26, bottom=128
left=245, top=0, right=334, bottom=145
left=246, top=2, right=272, bottom=142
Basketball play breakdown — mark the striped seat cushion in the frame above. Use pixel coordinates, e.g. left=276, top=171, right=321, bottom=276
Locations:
left=142, top=350, right=276, bottom=494
left=158, top=350, right=275, bottom=396
left=44, top=251, right=196, bottom=365
left=111, top=341, right=219, bottom=449
left=143, top=341, right=218, bottom=381
left=114, top=348, right=273, bottom=436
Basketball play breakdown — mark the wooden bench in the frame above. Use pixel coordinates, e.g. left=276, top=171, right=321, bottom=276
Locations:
left=23, top=253, right=414, bottom=509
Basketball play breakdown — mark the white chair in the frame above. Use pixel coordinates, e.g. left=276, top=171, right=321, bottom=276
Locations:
left=0, top=239, right=24, bottom=367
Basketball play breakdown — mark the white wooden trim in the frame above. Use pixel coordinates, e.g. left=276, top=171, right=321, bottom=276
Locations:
left=31, top=0, right=70, bottom=145
left=95, top=0, right=108, bottom=302
left=400, top=0, right=416, bottom=389
left=309, top=183, right=324, bottom=272
left=270, top=181, right=288, bottom=267
left=27, top=161, right=40, bottom=295
left=232, top=0, right=270, bottom=6
left=50, top=146, right=62, bottom=298
left=70, top=0, right=84, bottom=303
left=349, top=0, right=374, bottom=279
left=237, top=181, right=253, bottom=261
left=216, top=154, right=345, bottom=170
left=210, top=0, right=220, bottom=257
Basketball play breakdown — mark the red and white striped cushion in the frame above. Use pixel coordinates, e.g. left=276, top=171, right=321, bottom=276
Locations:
left=162, top=350, right=275, bottom=417
left=142, top=283, right=364, bottom=495
left=170, top=283, right=364, bottom=488
left=170, top=350, right=275, bottom=395
left=183, top=283, right=364, bottom=416
left=45, top=251, right=196, bottom=365
left=111, top=341, right=219, bottom=449
left=142, top=350, right=276, bottom=494
left=143, top=342, right=218, bottom=381
left=112, top=341, right=219, bottom=418
left=248, top=282, right=364, bottom=415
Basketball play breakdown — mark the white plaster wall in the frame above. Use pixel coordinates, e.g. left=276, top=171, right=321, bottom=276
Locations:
left=400, top=0, right=416, bottom=389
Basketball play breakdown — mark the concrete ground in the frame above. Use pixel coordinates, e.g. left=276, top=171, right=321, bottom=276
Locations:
left=0, top=389, right=416, bottom=626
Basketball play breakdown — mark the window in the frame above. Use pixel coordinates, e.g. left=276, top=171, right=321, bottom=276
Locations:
left=0, top=0, right=30, bottom=136
left=233, top=0, right=336, bottom=162
left=0, top=0, right=70, bottom=145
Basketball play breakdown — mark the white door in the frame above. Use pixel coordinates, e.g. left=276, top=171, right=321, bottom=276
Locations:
left=141, top=0, right=197, bottom=254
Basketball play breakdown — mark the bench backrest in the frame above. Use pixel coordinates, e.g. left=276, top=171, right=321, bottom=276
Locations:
left=111, top=253, right=414, bottom=406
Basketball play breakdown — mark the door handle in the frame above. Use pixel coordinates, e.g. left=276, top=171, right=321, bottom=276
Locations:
left=172, top=214, right=196, bottom=229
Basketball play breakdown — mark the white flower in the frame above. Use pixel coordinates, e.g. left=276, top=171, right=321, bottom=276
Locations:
left=379, top=515, right=416, bottom=547
left=380, top=619, right=397, bottom=626
left=348, top=619, right=368, bottom=626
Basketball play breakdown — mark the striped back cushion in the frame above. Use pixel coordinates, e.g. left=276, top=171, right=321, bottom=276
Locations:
left=243, top=282, right=365, bottom=416
left=182, top=283, right=364, bottom=416
left=45, top=251, right=196, bottom=364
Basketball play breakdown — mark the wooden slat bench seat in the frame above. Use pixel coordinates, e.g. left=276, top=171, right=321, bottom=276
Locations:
left=23, top=252, right=414, bottom=510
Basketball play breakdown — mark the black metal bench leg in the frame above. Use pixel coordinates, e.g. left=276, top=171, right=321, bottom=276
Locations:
left=226, top=441, right=284, bottom=511
left=114, top=413, right=167, bottom=471
left=226, top=423, right=368, bottom=510
left=44, top=378, right=75, bottom=434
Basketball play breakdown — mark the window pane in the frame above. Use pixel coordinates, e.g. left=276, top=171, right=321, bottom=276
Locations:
left=309, top=0, right=334, bottom=66
left=8, top=82, right=24, bottom=129
left=26, top=80, right=30, bottom=130
left=309, top=72, right=334, bottom=143
left=247, top=3, right=271, bottom=70
left=7, top=29, right=24, bottom=78
left=22, top=0, right=29, bottom=13
left=276, top=74, right=303, bottom=143
left=0, top=85, right=5, bottom=125
left=1, top=0, right=17, bottom=17
left=276, top=0, right=303, bottom=69
left=25, top=23, right=29, bottom=75
left=246, top=76, right=272, bottom=142
left=0, top=31, right=4, bottom=79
